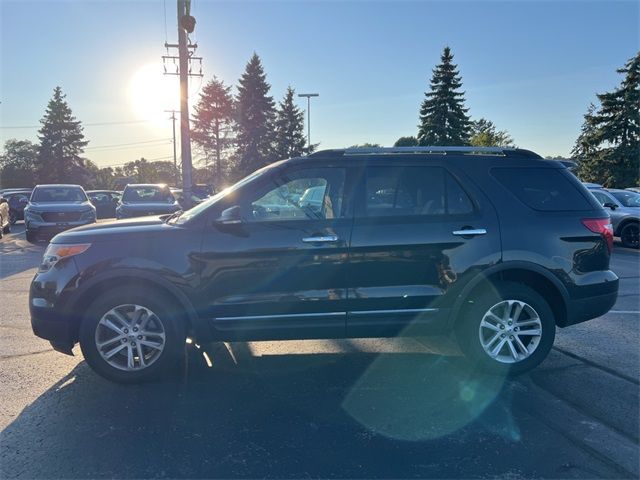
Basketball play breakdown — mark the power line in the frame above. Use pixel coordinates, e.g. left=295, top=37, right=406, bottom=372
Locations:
left=0, top=119, right=158, bottom=129
left=85, top=138, right=172, bottom=151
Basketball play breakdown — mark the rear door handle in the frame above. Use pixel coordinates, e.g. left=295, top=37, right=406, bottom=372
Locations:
left=452, top=228, right=487, bottom=236
left=302, top=235, right=339, bottom=243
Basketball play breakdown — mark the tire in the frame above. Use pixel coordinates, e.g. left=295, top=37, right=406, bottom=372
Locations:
left=25, top=229, right=36, bottom=243
left=3, top=221, right=10, bottom=234
left=455, top=281, right=555, bottom=375
left=620, top=222, right=639, bottom=249
left=79, top=287, right=187, bottom=383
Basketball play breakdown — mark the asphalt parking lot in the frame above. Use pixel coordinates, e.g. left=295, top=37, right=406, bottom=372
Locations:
left=0, top=223, right=638, bottom=479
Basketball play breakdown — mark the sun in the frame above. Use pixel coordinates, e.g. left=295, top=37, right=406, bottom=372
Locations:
left=128, top=63, right=178, bottom=126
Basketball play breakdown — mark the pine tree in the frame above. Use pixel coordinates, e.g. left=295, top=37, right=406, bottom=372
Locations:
left=274, top=86, right=306, bottom=159
left=36, top=87, right=89, bottom=184
left=192, top=76, right=235, bottom=187
left=574, top=53, right=640, bottom=187
left=417, top=47, right=472, bottom=146
left=234, top=53, right=276, bottom=178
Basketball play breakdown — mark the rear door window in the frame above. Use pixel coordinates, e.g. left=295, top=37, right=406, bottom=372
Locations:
left=492, top=168, right=593, bottom=211
left=361, top=166, right=474, bottom=217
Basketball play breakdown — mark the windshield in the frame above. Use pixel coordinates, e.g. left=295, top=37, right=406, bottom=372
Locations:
left=611, top=191, right=640, bottom=207
left=31, top=187, right=87, bottom=203
left=122, top=186, right=174, bottom=204
left=173, top=163, right=278, bottom=224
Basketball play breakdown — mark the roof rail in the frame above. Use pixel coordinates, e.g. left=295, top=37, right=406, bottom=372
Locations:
left=309, top=146, right=541, bottom=158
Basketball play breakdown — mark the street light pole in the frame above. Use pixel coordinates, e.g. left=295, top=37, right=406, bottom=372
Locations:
left=298, top=93, right=319, bottom=154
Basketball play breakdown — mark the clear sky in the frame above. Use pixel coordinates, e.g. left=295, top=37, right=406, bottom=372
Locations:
left=1, top=0, right=638, bottom=168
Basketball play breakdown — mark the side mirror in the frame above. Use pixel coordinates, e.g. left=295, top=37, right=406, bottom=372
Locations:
left=0, top=198, right=7, bottom=204
left=216, top=205, right=243, bottom=225
left=603, top=202, right=617, bottom=210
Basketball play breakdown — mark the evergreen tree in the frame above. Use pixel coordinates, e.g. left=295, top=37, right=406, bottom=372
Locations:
left=36, top=87, right=90, bottom=184
left=393, top=136, right=419, bottom=147
left=192, top=76, right=235, bottom=187
left=469, top=118, right=514, bottom=147
left=234, top=53, right=276, bottom=178
left=571, top=103, right=598, bottom=159
left=417, top=47, right=472, bottom=146
left=0, top=139, right=38, bottom=188
left=274, top=86, right=306, bottom=159
left=574, top=53, right=640, bottom=187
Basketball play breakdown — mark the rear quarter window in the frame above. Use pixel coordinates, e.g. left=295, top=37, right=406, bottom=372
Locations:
left=492, top=167, right=593, bottom=211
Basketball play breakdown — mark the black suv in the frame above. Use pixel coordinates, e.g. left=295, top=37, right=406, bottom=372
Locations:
left=30, top=147, right=619, bottom=383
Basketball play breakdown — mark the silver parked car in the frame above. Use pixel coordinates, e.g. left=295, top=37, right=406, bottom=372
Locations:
left=586, top=185, right=640, bottom=249
left=24, top=185, right=97, bottom=243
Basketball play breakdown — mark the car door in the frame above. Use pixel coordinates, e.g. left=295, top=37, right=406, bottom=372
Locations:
left=198, top=164, right=353, bottom=341
left=346, top=162, right=501, bottom=337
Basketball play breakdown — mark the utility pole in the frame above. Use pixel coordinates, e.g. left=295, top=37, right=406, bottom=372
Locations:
left=165, top=110, right=178, bottom=170
left=162, top=0, right=202, bottom=207
left=298, top=93, right=319, bottom=154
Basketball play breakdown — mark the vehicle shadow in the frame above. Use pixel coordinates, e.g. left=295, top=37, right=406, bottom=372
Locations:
left=0, top=225, right=44, bottom=280
left=0, top=342, right=625, bottom=479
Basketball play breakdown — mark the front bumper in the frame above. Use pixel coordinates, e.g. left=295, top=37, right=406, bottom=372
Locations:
left=26, top=218, right=96, bottom=238
left=30, top=257, right=81, bottom=355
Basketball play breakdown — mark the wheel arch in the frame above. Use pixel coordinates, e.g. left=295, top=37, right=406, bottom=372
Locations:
left=451, top=262, right=570, bottom=328
left=615, top=217, right=639, bottom=236
left=65, top=269, right=206, bottom=343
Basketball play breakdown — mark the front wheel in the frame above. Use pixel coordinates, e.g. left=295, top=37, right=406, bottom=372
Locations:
left=79, top=287, right=186, bottom=383
left=456, top=282, right=555, bottom=375
left=620, top=222, right=639, bottom=249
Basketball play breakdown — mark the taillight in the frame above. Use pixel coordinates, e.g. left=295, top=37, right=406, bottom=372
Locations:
left=582, top=218, right=614, bottom=253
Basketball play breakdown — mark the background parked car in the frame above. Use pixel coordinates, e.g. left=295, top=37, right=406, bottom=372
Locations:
left=0, top=195, right=11, bottom=239
left=586, top=184, right=640, bottom=248
left=87, top=190, right=121, bottom=219
left=116, top=184, right=181, bottom=219
left=24, top=184, right=96, bottom=242
left=170, top=188, right=205, bottom=210
left=3, top=189, right=32, bottom=224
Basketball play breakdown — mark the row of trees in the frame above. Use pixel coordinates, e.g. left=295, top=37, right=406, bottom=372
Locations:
left=0, top=53, right=309, bottom=190
left=191, top=53, right=307, bottom=187
left=1, top=50, right=637, bottom=190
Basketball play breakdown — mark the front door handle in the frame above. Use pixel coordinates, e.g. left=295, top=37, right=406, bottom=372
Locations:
left=452, top=228, right=487, bottom=237
left=302, top=234, right=339, bottom=243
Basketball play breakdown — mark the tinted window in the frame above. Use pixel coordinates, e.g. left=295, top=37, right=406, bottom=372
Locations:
left=492, top=168, right=592, bottom=211
left=248, top=168, right=345, bottom=222
left=590, top=191, right=612, bottom=206
left=362, top=166, right=473, bottom=217
left=611, top=190, right=640, bottom=207
left=31, top=187, right=87, bottom=203
left=123, top=186, right=174, bottom=203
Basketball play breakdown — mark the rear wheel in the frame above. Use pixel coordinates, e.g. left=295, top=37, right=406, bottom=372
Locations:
left=25, top=229, right=36, bottom=243
left=79, top=287, right=187, bottom=383
left=620, top=222, right=639, bottom=249
left=456, top=282, right=555, bottom=375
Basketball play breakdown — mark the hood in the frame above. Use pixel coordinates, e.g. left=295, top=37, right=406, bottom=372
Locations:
left=28, top=201, right=94, bottom=212
left=51, top=216, right=172, bottom=243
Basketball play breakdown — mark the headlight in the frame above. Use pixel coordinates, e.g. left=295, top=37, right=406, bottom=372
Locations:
left=39, top=243, right=91, bottom=272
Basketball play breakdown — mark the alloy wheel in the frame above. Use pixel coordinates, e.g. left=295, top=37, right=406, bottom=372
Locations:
left=95, top=304, right=166, bottom=371
left=478, top=299, right=542, bottom=364
left=621, top=224, right=639, bottom=249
